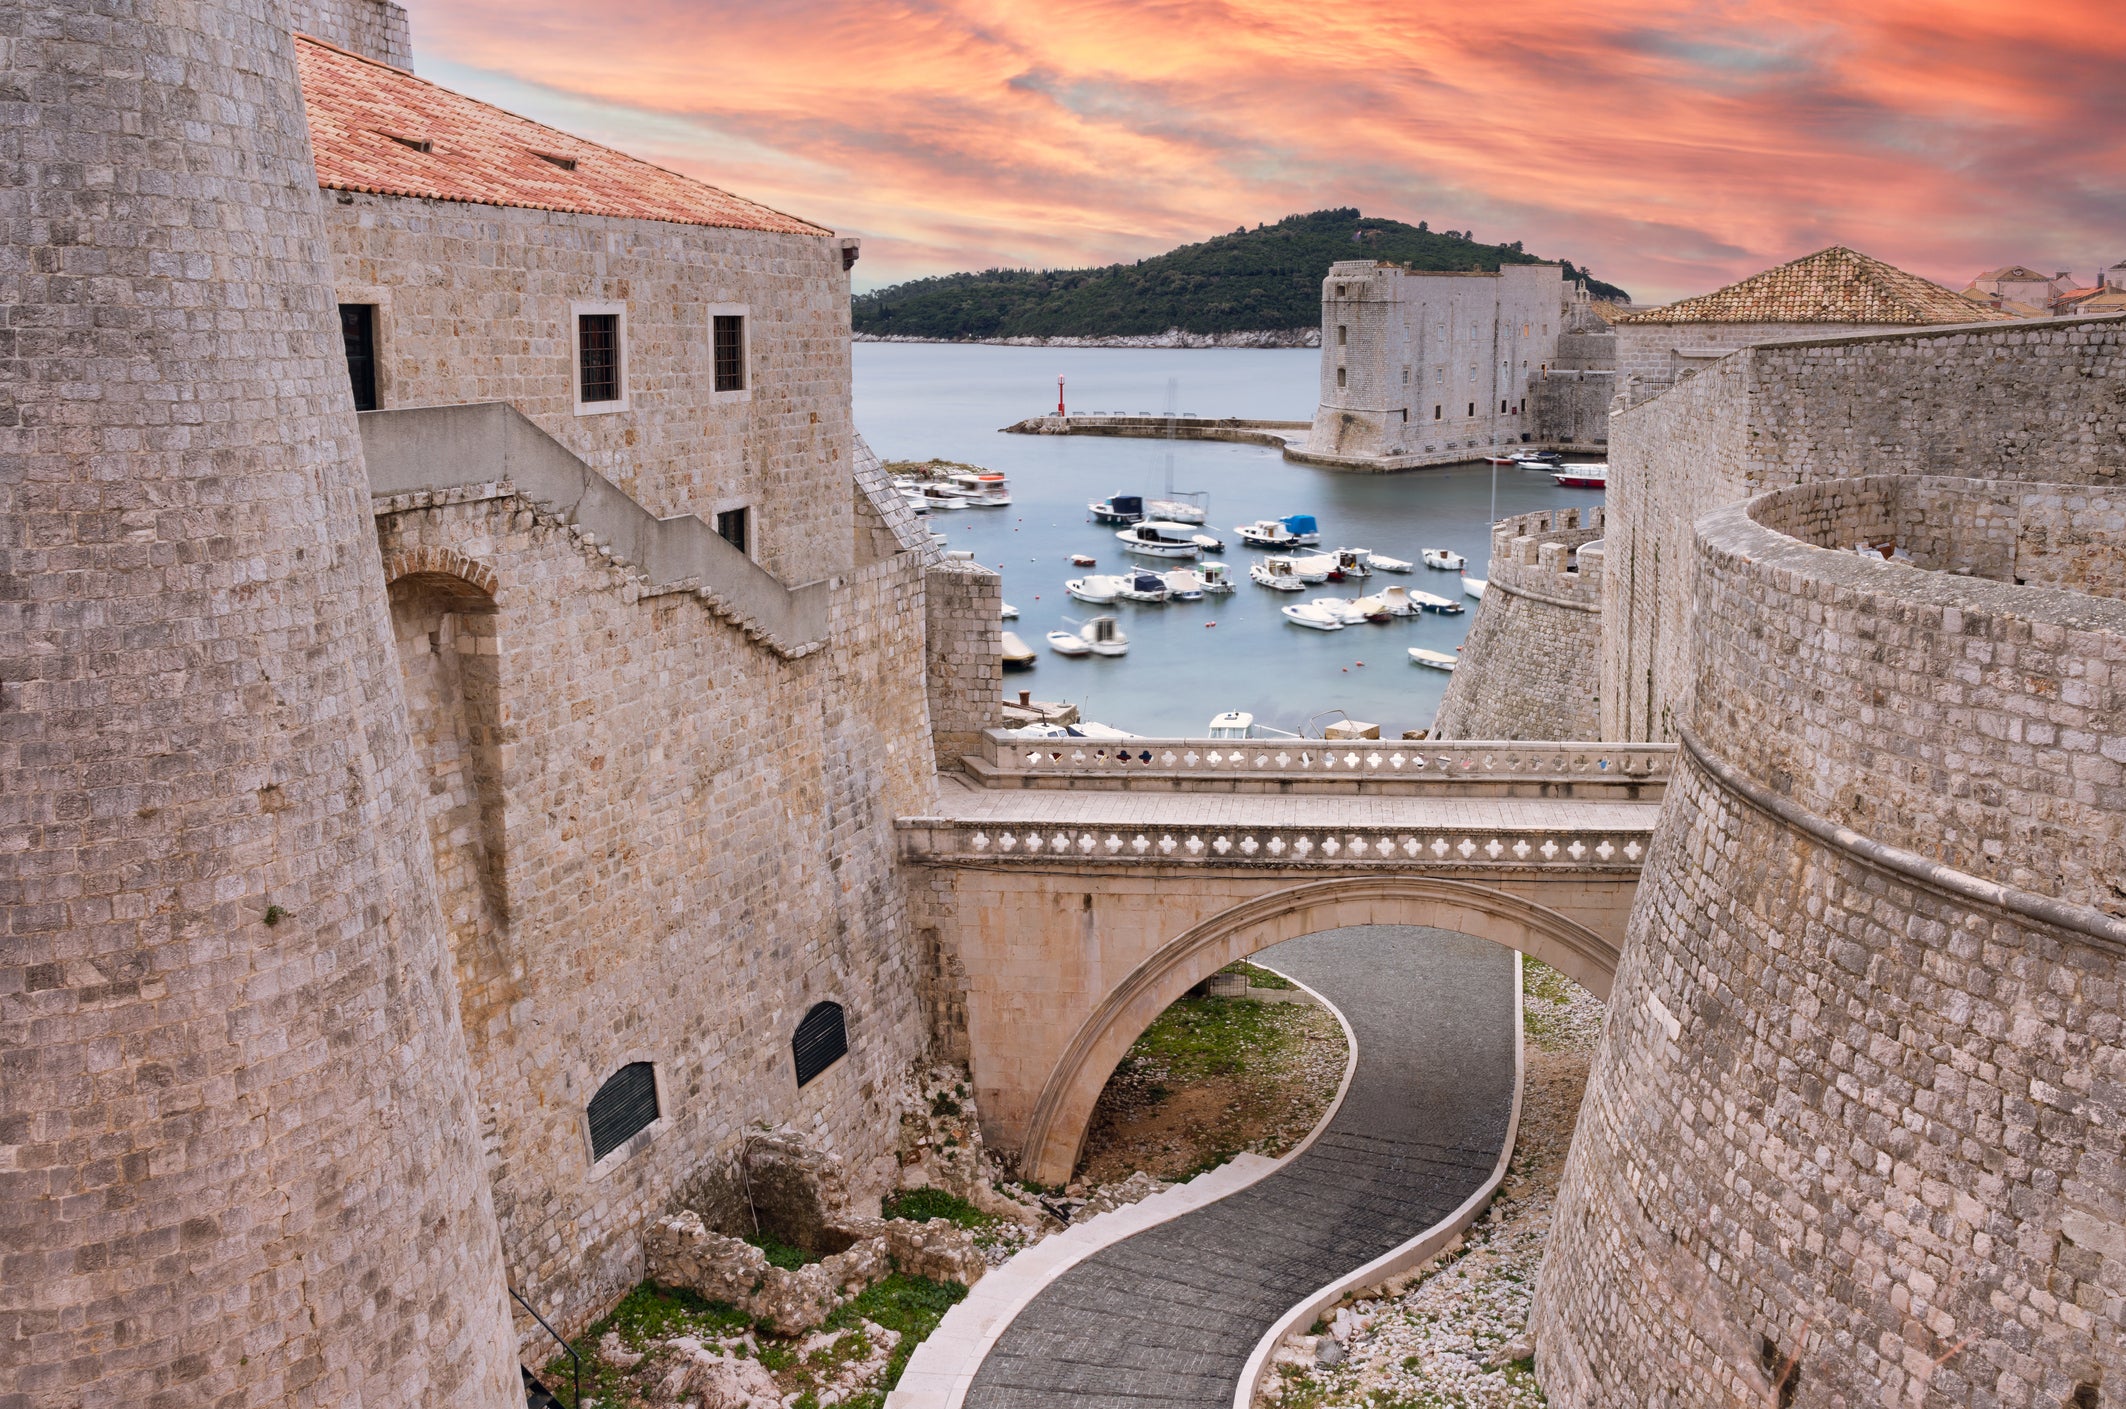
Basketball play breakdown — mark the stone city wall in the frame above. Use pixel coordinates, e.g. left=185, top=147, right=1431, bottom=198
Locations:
left=286, top=0, right=412, bottom=67
left=1534, top=477, right=2126, bottom=1408
left=924, top=558, right=1004, bottom=772
left=372, top=478, right=936, bottom=1343
left=1433, top=509, right=1605, bottom=740
left=1614, top=318, right=1892, bottom=387
left=1532, top=369, right=1614, bottom=448
left=1600, top=316, right=2126, bottom=741
left=327, top=194, right=850, bottom=586
left=1, top=5, right=519, bottom=1406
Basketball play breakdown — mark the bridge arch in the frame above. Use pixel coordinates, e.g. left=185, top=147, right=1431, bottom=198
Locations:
left=1017, top=874, right=1619, bottom=1185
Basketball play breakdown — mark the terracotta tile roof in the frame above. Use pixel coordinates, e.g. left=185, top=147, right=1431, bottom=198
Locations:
left=293, top=35, right=828, bottom=237
left=1619, top=247, right=2014, bottom=326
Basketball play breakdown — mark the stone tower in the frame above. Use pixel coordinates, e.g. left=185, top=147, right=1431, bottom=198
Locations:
left=0, top=2, right=518, bottom=1405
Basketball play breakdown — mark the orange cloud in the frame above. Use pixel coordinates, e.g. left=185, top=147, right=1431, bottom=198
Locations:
left=410, top=0, right=2126, bottom=302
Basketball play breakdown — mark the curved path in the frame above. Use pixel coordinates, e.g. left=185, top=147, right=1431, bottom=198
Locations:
left=964, top=924, right=1518, bottom=1409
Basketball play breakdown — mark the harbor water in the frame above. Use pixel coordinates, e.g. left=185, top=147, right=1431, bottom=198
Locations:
left=853, top=343, right=1603, bottom=739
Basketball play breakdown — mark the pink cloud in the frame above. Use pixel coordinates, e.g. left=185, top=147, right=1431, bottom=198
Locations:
left=409, top=0, right=2126, bottom=302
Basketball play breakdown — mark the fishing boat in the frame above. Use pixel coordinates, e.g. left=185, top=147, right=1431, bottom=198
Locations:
left=900, top=481, right=975, bottom=511
left=1408, top=647, right=1459, bottom=671
left=943, top=468, right=1011, bottom=506
left=1331, top=548, right=1372, bottom=579
left=1553, top=463, right=1608, bottom=489
left=1462, top=575, right=1486, bottom=600
left=1249, top=557, right=1306, bottom=590
left=1409, top=590, right=1465, bottom=615
left=1308, top=597, right=1378, bottom=625
left=1115, top=520, right=1203, bottom=559
left=1115, top=569, right=1170, bottom=603
left=1280, top=514, right=1321, bottom=545
left=1046, top=629, right=1091, bottom=657
left=1000, top=602, right=1019, bottom=620
left=1365, top=552, right=1414, bottom=573
left=1234, top=518, right=1306, bottom=549
left=1066, top=575, right=1124, bottom=604
left=1000, top=631, right=1036, bottom=668
left=1088, top=493, right=1145, bottom=524
left=1511, top=450, right=1561, bottom=467
left=1351, top=585, right=1416, bottom=617
left=1080, top=615, right=1129, bottom=656
left=1281, top=603, right=1346, bottom=631
left=1197, top=561, right=1236, bottom=593
left=1421, top=548, right=1466, bottom=571
left=1161, top=569, right=1205, bottom=601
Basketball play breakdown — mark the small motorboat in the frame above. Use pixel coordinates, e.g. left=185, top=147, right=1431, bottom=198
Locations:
left=1280, top=513, right=1321, bottom=545
left=1079, top=615, right=1128, bottom=656
left=943, top=469, right=1011, bottom=506
left=1069, top=553, right=1097, bottom=568
left=1207, top=710, right=1254, bottom=740
left=1000, top=602, right=1020, bottom=620
left=1463, top=575, right=1487, bottom=600
left=1000, top=631, right=1037, bottom=668
left=1250, top=558, right=1306, bottom=591
left=1066, top=575, right=1124, bottom=604
left=1115, top=569, right=1170, bottom=603
left=1351, top=585, right=1415, bottom=617
left=1554, top=463, right=1608, bottom=489
left=1147, top=491, right=1208, bottom=525
left=1331, top=548, right=1372, bottom=579
left=1287, top=554, right=1336, bottom=584
left=1408, top=647, right=1459, bottom=671
left=1281, top=602, right=1346, bottom=631
left=1191, top=533, right=1226, bottom=554
left=1421, top=548, right=1466, bottom=571
left=1196, top=561, right=1236, bottom=593
left=1089, top=493, right=1145, bottom=524
left=1115, top=521, right=1203, bottom=559
left=1046, top=629, right=1091, bottom=657
left=1309, top=597, right=1378, bottom=625
left=1410, top=590, right=1465, bottom=615
left=1511, top=450, right=1561, bottom=467
left=901, top=481, right=975, bottom=510
left=1483, top=452, right=1521, bottom=465
left=1234, top=519, right=1305, bottom=549
left=1161, top=569, right=1205, bottom=601
left=1365, top=552, right=1414, bottom=573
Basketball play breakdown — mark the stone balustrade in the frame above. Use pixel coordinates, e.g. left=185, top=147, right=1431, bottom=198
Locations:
left=899, top=816, right=1652, bottom=870
left=966, top=732, right=1672, bottom=795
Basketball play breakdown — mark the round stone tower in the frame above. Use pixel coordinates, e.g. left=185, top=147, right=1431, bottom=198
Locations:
left=1533, top=476, right=2126, bottom=1407
left=0, top=3, right=519, bottom=1405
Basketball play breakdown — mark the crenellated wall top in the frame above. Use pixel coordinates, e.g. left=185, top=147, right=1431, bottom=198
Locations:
left=1488, top=505, right=1607, bottom=603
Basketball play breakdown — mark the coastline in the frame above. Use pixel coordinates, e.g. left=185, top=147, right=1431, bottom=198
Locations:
left=854, top=328, right=1321, bottom=350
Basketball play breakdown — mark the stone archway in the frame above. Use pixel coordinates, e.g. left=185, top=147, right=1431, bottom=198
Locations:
left=1016, top=874, right=1617, bottom=1184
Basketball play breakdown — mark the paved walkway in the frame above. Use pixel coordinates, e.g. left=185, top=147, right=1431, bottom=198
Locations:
left=963, top=925, right=1517, bottom=1409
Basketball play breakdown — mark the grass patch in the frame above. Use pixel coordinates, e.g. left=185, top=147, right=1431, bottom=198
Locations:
left=881, top=1187, right=998, bottom=1232
left=542, top=1281, right=751, bottom=1407
left=827, top=1272, right=968, bottom=1407
left=1124, top=994, right=1300, bottom=1080
left=1222, top=960, right=1296, bottom=990
left=1523, top=957, right=1574, bottom=1005
left=745, top=1232, right=817, bottom=1270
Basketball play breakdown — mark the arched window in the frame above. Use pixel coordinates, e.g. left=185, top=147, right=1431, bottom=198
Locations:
left=792, top=1002, right=849, bottom=1087
left=586, top=1062, right=659, bottom=1162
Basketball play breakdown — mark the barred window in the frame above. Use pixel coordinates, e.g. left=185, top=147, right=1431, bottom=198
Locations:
left=587, top=1062, right=658, bottom=1161
left=793, top=1002, right=848, bottom=1087
left=713, top=315, right=746, bottom=392
left=578, top=313, right=620, bottom=403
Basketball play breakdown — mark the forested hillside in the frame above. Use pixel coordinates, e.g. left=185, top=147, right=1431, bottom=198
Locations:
left=853, top=209, right=1629, bottom=341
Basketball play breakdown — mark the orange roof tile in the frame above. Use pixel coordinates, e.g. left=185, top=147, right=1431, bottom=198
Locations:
left=1619, top=247, right=2014, bottom=326
left=293, top=35, right=828, bottom=237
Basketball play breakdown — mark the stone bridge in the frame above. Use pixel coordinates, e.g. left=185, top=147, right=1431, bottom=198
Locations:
left=901, top=734, right=1672, bottom=1184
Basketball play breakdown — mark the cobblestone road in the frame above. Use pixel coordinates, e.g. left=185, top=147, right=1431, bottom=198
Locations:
left=964, top=924, right=1518, bottom=1409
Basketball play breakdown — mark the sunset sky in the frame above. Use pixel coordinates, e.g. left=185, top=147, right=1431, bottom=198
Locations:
left=410, top=0, right=2126, bottom=304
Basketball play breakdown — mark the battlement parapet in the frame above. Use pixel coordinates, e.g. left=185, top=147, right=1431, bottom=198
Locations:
left=1487, top=506, right=1607, bottom=607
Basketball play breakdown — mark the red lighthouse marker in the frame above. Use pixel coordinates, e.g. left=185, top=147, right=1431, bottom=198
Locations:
left=1057, top=374, right=1066, bottom=417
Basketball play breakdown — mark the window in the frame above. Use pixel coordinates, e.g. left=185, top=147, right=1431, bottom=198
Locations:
left=1336, top=367, right=1346, bottom=389
left=713, top=314, right=746, bottom=392
left=1434, top=405, right=1442, bottom=420
left=1434, top=368, right=1443, bottom=385
left=1501, top=400, right=1509, bottom=414
left=586, top=1062, right=659, bottom=1161
left=793, top=1002, right=848, bottom=1087
left=578, top=312, right=620, bottom=403
left=1400, top=408, right=1408, bottom=422
left=715, top=507, right=749, bottom=555
left=339, top=304, right=377, bottom=412
left=1468, top=402, right=1476, bottom=417
left=1401, top=367, right=1410, bottom=385
left=1335, top=283, right=1347, bottom=297
left=1336, top=325, right=1347, bottom=346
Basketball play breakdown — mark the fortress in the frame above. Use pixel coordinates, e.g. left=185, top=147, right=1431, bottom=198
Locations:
left=2, top=3, right=2120, bottom=1408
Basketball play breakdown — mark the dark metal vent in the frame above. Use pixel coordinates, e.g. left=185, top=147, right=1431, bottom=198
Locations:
left=792, top=1002, right=848, bottom=1087
left=586, top=1062, right=658, bottom=1161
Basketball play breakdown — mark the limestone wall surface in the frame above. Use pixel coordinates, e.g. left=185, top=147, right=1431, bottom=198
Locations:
left=327, top=194, right=849, bottom=585
left=372, top=477, right=936, bottom=1340
left=1534, top=478, right=2126, bottom=1408
left=1531, top=370, right=1613, bottom=447
left=1600, top=316, right=2126, bottom=741
left=0, top=5, right=518, bottom=1406
left=286, top=0, right=411, bottom=66
left=1433, top=509, right=1605, bottom=740
left=924, top=559, right=1004, bottom=771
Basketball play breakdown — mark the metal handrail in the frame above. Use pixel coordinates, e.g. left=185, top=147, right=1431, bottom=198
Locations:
left=509, top=1285, right=581, bottom=1409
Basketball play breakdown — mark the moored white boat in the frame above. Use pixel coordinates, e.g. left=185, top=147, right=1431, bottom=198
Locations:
left=1366, top=552, right=1414, bottom=573
left=1046, top=629, right=1091, bottom=657
left=1000, top=601, right=1019, bottom=619
left=1410, top=590, right=1465, bottom=614
left=1329, top=548, right=1372, bottom=579
left=1161, top=569, right=1205, bottom=601
left=1352, top=585, right=1415, bottom=617
left=1462, top=575, right=1487, bottom=600
left=1191, top=533, right=1226, bottom=553
left=1066, top=575, right=1124, bottom=604
left=1116, top=521, right=1203, bottom=559
left=1287, top=553, right=1335, bottom=584
left=1308, top=596, right=1375, bottom=625
left=900, top=480, right=974, bottom=510
left=1000, top=631, right=1036, bottom=668
left=1234, top=519, right=1305, bottom=549
left=1089, top=494, right=1144, bottom=524
left=1207, top=710, right=1254, bottom=739
left=1197, top=561, right=1236, bottom=593
left=1279, top=514, right=1321, bottom=545
left=1281, top=602, right=1346, bottom=631
left=1080, top=615, right=1128, bottom=656
left=1115, top=569, right=1170, bottom=603
left=1147, top=492, right=1208, bottom=525
left=1249, top=557, right=1307, bottom=591
left=943, top=468, right=1011, bottom=506
left=1421, top=547, right=1466, bottom=570
left=1553, top=463, right=1608, bottom=489
left=1511, top=450, right=1561, bottom=467
left=1408, top=647, right=1458, bottom=671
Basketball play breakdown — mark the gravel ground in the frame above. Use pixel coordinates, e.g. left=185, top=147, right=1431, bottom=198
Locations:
left=1259, top=961, right=1606, bottom=1408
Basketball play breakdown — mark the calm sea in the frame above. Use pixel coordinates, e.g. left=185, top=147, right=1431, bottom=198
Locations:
left=852, top=342, right=1601, bottom=739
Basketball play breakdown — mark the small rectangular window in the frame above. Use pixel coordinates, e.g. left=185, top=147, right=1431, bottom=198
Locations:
left=1400, top=408, right=1409, bottom=422
left=716, top=507, right=749, bottom=555
left=1336, top=367, right=1347, bottom=389
left=1434, top=405, right=1442, bottom=420
left=1468, top=402, right=1476, bottom=417
left=713, top=315, right=746, bottom=392
left=579, top=313, right=620, bottom=403
left=1337, top=325, right=1347, bottom=346
left=339, top=303, right=377, bottom=412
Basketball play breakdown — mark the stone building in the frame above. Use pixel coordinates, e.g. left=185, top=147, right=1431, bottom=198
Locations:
left=1612, top=246, right=2012, bottom=403
left=1301, top=261, right=1581, bottom=467
left=1429, top=508, right=1604, bottom=740
left=4, top=1, right=999, bottom=1401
